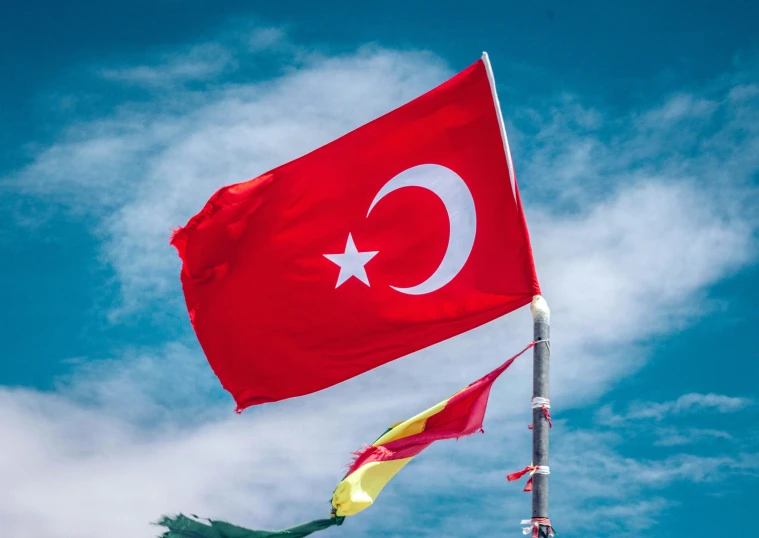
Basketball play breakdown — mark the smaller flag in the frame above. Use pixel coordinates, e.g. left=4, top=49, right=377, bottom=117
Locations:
left=156, top=342, right=534, bottom=537
left=332, top=341, right=535, bottom=516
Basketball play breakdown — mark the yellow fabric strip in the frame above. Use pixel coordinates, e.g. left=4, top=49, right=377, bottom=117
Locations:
left=331, top=395, right=454, bottom=517
left=372, top=397, right=450, bottom=446
left=332, top=457, right=413, bottom=516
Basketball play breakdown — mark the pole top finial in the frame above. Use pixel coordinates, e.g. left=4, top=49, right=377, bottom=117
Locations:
left=530, top=295, right=550, bottom=323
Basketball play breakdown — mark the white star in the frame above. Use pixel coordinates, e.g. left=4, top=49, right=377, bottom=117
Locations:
left=323, top=234, right=379, bottom=288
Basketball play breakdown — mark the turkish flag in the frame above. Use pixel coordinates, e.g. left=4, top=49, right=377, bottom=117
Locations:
left=171, top=53, right=540, bottom=410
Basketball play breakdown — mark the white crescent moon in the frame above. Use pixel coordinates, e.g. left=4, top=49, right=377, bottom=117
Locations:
left=367, top=164, right=476, bottom=295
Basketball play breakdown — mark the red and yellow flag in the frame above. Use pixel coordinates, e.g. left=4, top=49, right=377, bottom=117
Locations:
left=331, top=342, right=535, bottom=516
left=157, top=344, right=536, bottom=536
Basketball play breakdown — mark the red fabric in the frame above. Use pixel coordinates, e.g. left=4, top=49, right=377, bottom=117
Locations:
left=506, top=465, right=536, bottom=482
left=346, top=343, right=534, bottom=475
left=527, top=519, right=554, bottom=538
left=507, top=464, right=543, bottom=492
left=171, top=57, right=541, bottom=410
left=528, top=405, right=552, bottom=429
left=542, top=406, right=553, bottom=428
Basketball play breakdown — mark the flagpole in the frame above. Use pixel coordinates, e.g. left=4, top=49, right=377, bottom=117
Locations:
left=530, top=296, right=551, bottom=534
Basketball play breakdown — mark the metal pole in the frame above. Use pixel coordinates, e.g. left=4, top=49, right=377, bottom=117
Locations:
left=530, top=296, right=551, bottom=525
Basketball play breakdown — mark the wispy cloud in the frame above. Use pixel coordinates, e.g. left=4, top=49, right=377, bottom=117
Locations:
left=509, top=71, right=759, bottom=216
left=652, top=427, right=733, bottom=447
left=595, top=392, right=753, bottom=449
left=637, top=93, right=719, bottom=125
left=101, top=43, right=237, bottom=87
left=98, top=27, right=291, bottom=89
left=597, top=393, right=753, bottom=425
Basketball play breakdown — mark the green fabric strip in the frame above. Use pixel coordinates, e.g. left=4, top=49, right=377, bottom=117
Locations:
left=538, top=524, right=558, bottom=537
left=156, top=514, right=343, bottom=538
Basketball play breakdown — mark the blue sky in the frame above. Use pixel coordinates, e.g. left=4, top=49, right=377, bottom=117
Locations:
left=1, top=2, right=758, bottom=537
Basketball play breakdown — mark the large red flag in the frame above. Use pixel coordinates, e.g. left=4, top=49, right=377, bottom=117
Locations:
left=171, top=53, right=540, bottom=410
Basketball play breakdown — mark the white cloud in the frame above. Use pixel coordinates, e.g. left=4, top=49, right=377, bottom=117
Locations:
left=96, top=27, right=298, bottom=90
left=594, top=392, right=753, bottom=449
left=729, top=83, right=759, bottom=102
left=101, top=43, right=237, bottom=87
left=4, top=27, right=759, bottom=538
left=638, top=93, right=718, bottom=124
left=4, top=350, right=756, bottom=538
left=597, top=393, right=753, bottom=425
left=653, top=428, right=733, bottom=447
left=12, top=43, right=450, bottom=317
